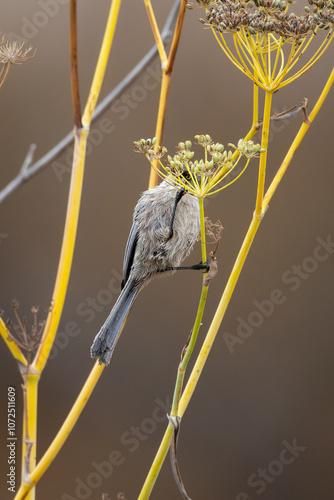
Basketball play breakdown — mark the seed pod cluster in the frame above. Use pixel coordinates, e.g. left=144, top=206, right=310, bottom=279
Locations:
left=205, top=0, right=334, bottom=37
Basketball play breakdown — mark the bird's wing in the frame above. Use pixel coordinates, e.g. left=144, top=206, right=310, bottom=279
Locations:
left=122, top=220, right=139, bottom=289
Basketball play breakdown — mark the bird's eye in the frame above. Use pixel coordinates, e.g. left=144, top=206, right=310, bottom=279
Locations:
left=182, top=171, right=192, bottom=182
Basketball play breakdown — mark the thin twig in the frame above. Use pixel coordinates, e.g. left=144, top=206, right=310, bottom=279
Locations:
left=0, top=0, right=180, bottom=206
left=0, top=63, right=10, bottom=89
left=0, top=63, right=7, bottom=86
left=255, top=97, right=310, bottom=129
left=166, top=0, right=187, bottom=75
left=20, top=144, right=36, bottom=177
left=70, top=0, right=82, bottom=129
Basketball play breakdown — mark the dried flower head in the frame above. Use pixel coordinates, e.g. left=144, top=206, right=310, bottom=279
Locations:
left=6, top=300, right=45, bottom=362
left=198, top=0, right=334, bottom=90
left=0, top=40, right=34, bottom=64
left=205, top=217, right=224, bottom=243
left=134, top=135, right=264, bottom=197
left=0, top=38, right=34, bottom=89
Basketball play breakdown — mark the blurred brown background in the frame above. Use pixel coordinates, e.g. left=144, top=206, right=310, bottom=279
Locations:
left=1, top=1, right=334, bottom=499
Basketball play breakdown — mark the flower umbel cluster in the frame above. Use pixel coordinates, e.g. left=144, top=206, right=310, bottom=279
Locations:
left=133, top=137, right=167, bottom=159
left=134, top=135, right=264, bottom=197
left=198, top=0, right=334, bottom=91
left=229, top=138, right=264, bottom=157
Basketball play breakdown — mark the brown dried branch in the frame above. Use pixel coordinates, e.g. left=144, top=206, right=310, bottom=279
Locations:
left=70, top=0, right=82, bottom=129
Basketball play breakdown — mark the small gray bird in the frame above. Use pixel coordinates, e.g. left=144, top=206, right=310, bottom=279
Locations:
left=91, top=179, right=203, bottom=365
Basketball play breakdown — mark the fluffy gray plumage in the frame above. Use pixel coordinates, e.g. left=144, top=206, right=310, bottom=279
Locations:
left=91, top=180, right=200, bottom=365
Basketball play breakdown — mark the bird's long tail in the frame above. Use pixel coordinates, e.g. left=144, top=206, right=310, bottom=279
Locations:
left=90, top=278, right=139, bottom=365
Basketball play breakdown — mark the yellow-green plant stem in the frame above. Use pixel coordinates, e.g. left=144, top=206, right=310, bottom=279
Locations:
left=170, top=284, right=209, bottom=417
left=253, top=83, right=259, bottom=127
left=239, top=124, right=257, bottom=154
left=19, top=129, right=87, bottom=500
left=264, top=66, right=334, bottom=207
left=143, top=0, right=168, bottom=67
left=138, top=215, right=262, bottom=500
left=255, top=91, right=272, bottom=216
left=14, top=361, right=105, bottom=500
left=0, top=318, right=27, bottom=366
left=213, top=26, right=333, bottom=92
left=82, top=0, right=122, bottom=126
left=33, top=0, right=122, bottom=373
left=178, top=215, right=261, bottom=414
left=21, top=369, right=39, bottom=500
left=170, top=197, right=208, bottom=417
left=138, top=67, right=334, bottom=500
left=199, top=196, right=207, bottom=267
left=14, top=1, right=122, bottom=497
left=144, top=0, right=168, bottom=190
left=139, top=424, right=174, bottom=499
left=149, top=71, right=171, bottom=189
left=33, top=130, right=88, bottom=372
